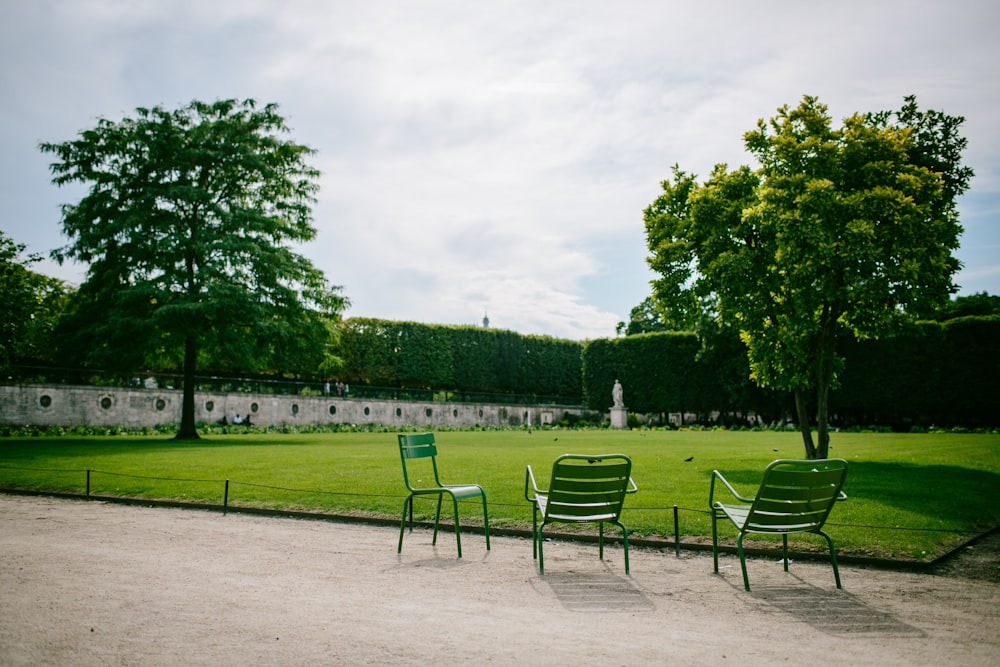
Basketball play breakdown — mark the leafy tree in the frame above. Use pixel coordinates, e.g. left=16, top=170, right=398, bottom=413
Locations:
left=616, top=297, right=673, bottom=336
left=644, top=96, right=972, bottom=458
left=41, top=99, right=348, bottom=439
left=927, top=292, right=1000, bottom=321
left=0, top=231, right=71, bottom=372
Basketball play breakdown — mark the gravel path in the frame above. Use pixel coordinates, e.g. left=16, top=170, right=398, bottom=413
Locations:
left=1, top=494, right=997, bottom=666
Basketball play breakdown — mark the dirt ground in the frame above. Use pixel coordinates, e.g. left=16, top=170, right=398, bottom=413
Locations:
left=1, top=494, right=997, bottom=666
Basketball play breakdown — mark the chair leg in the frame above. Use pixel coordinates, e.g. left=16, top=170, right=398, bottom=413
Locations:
left=432, top=494, right=443, bottom=546
left=711, top=512, right=719, bottom=574
left=538, top=524, right=545, bottom=574
left=782, top=534, right=789, bottom=572
left=398, top=496, right=412, bottom=553
left=450, top=494, right=463, bottom=558
left=620, top=522, right=630, bottom=575
left=481, top=494, right=491, bottom=551
left=737, top=533, right=751, bottom=591
left=598, top=522, right=605, bottom=561
left=531, top=505, right=538, bottom=560
left=821, top=530, right=842, bottom=589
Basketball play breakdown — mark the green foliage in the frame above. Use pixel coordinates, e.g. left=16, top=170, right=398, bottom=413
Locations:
left=583, top=330, right=788, bottom=425
left=605, top=288, right=1000, bottom=428
left=926, top=292, right=1000, bottom=321
left=834, top=321, right=945, bottom=426
left=644, top=95, right=973, bottom=458
left=834, top=316, right=1000, bottom=429
left=40, top=99, right=349, bottom=437
left=589, top=313, right=999, bottom=429
left=338, top=318, right=583, bottom=399
left=615, top=297, right=673, bottom=336
left=583, top=333, right=701, bottom=415
left=1, top=430, right=998, bottom=560
left=940, top=317, right=1000, bottom=424
left=0, top=231, right=72, bottom=371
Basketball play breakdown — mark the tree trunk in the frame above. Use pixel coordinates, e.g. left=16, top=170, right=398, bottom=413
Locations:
left=814, top=312, right=837, bottom=459
left=794, top=389, right=816, bottom=459
left=815, top=380, right=830, bottom=459
left=175, top=334, right=200, bottom=440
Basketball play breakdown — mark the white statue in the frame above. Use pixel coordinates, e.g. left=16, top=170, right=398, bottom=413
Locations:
left=612, top=379, right=624, bottom=408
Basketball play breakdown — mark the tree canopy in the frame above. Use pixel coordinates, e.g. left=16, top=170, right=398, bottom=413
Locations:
left=0, top=231, right=71, bottom=372
left=927, top=292, right=1000, bottom=321
left=615, top=297, right=674, bottom=337
left=41, top=99, right=348, bottom=438
left=644, top=96, right=972, bottom=457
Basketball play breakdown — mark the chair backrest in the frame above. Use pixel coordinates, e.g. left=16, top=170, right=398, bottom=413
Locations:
left=745, top=459, right=848, bottom=534
left=398, top=433, right=442, bottom=491
left=544, top=454, right=632, bottom=523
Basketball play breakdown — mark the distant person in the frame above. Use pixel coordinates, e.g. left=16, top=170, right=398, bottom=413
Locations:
left=234, top=414, right=243, bottom=425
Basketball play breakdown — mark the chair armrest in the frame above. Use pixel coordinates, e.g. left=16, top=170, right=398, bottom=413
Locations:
left=524, top=465, right=546, bottom=502
left=837, top=490, right=848, bottom=501
left=709, top=469, right=754, bottom=508
left=626, top=476, right=638, bottom=494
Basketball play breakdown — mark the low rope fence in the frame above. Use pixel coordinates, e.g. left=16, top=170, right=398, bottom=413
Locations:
left=0, top=464, right=989, bottom=568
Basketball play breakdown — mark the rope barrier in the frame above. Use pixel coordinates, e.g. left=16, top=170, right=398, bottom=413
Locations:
left=229, top=479, right=398, bottom=498
left=0, top=464, right=88, bottom=473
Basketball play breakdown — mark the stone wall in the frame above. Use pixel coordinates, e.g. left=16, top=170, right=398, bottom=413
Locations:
left=0, top=384, right=585, bottom=429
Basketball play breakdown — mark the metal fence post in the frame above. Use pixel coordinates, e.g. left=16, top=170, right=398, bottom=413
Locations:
left=673, top=505, right=680, bottom=558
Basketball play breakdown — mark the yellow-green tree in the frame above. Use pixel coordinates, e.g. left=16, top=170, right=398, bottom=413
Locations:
left=644, top=96, right=972, bottom=457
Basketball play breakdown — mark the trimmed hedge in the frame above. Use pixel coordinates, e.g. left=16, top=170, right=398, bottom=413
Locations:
left=834, top=316, right=1000, bottom=429
left=338, top=318, right=583, bottom=400
left=334, top=316, right=999, bottom=428
left=582, top=332, right=701, bottom=415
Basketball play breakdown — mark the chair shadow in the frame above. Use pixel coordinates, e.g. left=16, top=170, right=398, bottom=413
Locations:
left=393, top=540, right=492, bottom=570
left=533, top=568, right=656, bottom=613
left=747, top=576, right=926, bottom=637
left=393, top=554, right=470, bottom=570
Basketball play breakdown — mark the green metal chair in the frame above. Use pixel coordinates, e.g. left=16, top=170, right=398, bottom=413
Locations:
left=397, top=433, right=490, bottom=558
left=525, top=454, right=637, bottom=574
left=710, top=458, right=849, bottom=591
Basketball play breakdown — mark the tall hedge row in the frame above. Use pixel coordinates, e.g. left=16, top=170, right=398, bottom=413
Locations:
left=583, top=317, right=1000, bottom=428
left=336, top=316, right=999, bottom=428
left=833, top=316, right=1000, bottom=428
left=338, top=318, right=583, bottom=399
left=582, top=333, right=703, bottom=414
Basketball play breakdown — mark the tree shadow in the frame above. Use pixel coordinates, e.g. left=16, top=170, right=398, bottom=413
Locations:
left=712, top=461, right=1000, bottom=529
left=846, top=461, right=1000, bottom=521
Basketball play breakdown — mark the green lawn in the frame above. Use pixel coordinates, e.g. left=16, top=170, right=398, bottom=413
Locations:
left=2, top=429, right=998, bottom=561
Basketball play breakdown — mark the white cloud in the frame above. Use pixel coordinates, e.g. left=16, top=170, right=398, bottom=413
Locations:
left=2, top=0, right=999, bottom=339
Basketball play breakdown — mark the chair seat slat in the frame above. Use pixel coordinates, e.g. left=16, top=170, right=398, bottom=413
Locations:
left=766, top=468, right=844, bottom=486
left=759, top=485, right=840, bottom=501
left=754, top=497, right=837, bottom=513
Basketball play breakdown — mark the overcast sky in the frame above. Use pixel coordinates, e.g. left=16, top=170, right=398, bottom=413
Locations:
left=2, top=1, right=998, bottom=340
